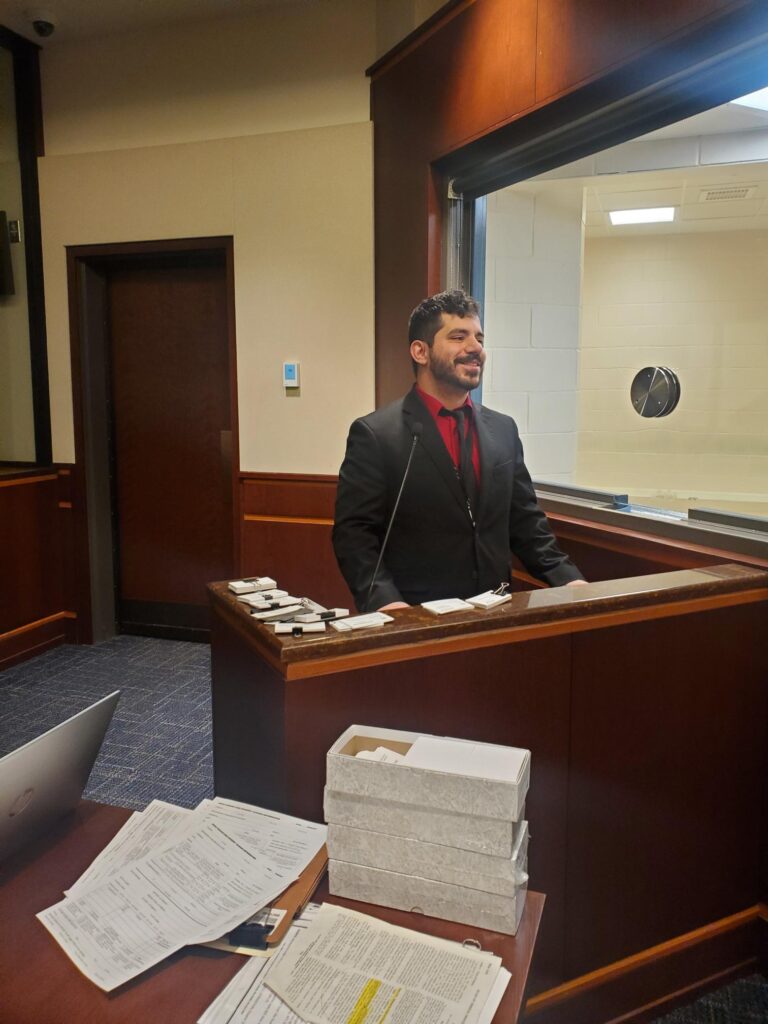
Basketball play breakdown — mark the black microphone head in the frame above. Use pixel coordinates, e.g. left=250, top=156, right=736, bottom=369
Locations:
left=413, top=421, right=423, bottom=438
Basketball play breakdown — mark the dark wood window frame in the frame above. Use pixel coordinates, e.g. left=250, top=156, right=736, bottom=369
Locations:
left=0, top=25, right=49, bottom=466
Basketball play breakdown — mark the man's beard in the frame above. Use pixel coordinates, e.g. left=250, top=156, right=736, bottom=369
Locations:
left=428, top=350, right=484, bottom=392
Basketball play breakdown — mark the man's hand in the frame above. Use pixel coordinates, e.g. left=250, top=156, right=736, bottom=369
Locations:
left=565, top=579, right=588, bottom=587
left=378, top=601, right=410, bottom=611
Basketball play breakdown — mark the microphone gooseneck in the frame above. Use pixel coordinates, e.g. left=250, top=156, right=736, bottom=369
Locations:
left=364, top=422, right=423, bottom=612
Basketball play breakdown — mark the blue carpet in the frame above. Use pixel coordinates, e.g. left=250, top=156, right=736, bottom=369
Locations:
left=0, top=635, right=213, bottom=810
left=652, top=973, right=768, bottom=1023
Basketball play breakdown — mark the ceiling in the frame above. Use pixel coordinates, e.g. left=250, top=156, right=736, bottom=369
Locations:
left=0, top=0, right=316, bottom=44
left=521, top=98, right=768, bottom=237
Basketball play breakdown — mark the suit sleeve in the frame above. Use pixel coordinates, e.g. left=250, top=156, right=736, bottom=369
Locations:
left=507, top=433, right=585, bottom=587
left=332, top=418, right=405, bottom=612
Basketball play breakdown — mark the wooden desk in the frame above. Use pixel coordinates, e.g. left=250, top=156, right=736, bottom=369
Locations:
left=0, top=801, right=543, bottom=1023
left=209, top=564, right=768, bottom=1022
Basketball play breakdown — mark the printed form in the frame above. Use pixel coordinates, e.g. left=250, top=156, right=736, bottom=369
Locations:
left=265, top=904, right=506, bottom=1024
left=200, top=905, right=509, bottom=1024
left=38, top=799, right=327, bottom=992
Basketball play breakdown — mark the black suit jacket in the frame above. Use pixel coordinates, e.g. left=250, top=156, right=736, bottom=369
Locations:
left=333, top=388, right=583, bottom=611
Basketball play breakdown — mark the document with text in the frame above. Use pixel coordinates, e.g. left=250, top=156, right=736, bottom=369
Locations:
left=38, top=800, right=327, bottom=992
left=65, top=799, right=191, bottom=896
left=266, top=904, right=502, bottom=1024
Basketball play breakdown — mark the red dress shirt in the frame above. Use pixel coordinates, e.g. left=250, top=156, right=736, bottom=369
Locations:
left=415, top=386, right=481, bottom=486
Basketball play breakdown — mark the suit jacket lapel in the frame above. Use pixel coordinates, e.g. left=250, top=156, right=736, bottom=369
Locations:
left=473, top=402, right=500, bottom=525
left=403, top=388, right=469, bottom=518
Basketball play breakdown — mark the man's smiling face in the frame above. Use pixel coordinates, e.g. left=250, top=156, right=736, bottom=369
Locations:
left=423, top=313, right=486, bottom=394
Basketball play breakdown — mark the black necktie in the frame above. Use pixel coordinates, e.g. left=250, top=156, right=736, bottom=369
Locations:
left=441, top=407, right=478, bottom=513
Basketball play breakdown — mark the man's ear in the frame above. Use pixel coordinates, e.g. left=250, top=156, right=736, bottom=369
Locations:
left=410, top=339, right=429, bottom=366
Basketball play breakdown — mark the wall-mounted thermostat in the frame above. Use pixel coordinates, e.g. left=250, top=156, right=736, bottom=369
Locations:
left=282, top=361, right=300, bottom=389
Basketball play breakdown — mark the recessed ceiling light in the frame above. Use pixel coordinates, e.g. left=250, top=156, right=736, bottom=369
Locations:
left=609, top=207, right=675, bottom=225
left=731, top=87, right=768, bottom=112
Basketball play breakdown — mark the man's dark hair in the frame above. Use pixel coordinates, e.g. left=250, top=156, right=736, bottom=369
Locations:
left=408, top=290, right=481, bottom=373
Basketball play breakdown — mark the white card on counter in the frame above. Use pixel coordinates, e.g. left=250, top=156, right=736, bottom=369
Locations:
left=330, top=612, right=393, bottom=632
left=273, top=622, right=326, bottom=634
left=251, top=605, right=303, bottom=621
left=228, top=577, right=278, bottom=595
left=467, top=591, right=511, bottom=610
left=421, top=598, right=474, bottom=615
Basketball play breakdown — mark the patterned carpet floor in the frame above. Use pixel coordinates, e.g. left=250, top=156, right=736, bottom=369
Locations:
left=0, top=635, right=213, bottom=809
left=1, top=636, right=765, bottom=1019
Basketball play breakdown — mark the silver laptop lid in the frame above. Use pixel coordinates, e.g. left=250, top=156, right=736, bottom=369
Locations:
left=0, top=690, right=120, bottom=860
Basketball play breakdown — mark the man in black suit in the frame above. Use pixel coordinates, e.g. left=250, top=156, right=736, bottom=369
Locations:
left=333, top=290, right=585, bottom=612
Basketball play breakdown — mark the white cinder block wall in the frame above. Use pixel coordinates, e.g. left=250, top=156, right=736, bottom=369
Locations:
left=578, top=231, right=768, bottom=510
left=483, top=187, right=584, bottom=482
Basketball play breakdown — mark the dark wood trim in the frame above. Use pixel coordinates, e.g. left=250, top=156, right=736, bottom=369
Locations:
left=239, top=470, right=339, bottom=484
left=550, top=512, right=768, bottom=573
left=366, top=0, right=469, bottom=78
left=66, top=250, right=94, bottom=643
left=1, top=27, right=49, bottom=464
left=66, top=236, right=235, bottom=261
left=525, top=911, right=765, bottom=1024
left=0, top=612, right=76, bottom=670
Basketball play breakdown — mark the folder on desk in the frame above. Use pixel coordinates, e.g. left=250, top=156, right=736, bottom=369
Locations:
left=208, top=843, right=328, bottom=954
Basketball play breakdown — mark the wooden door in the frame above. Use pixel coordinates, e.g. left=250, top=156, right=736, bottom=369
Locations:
left=107, top=251, right=234, bottom=637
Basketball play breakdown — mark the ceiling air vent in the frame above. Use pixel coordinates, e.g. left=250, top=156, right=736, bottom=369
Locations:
left=699, top=186, right=756, bottom=202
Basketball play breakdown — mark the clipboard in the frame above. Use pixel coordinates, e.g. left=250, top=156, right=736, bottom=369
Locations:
left=210, top=844, right=328, bottom=954
left=266, top=843, right=328, bottom=945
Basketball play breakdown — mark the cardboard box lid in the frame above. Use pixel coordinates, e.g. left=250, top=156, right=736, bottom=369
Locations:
left=327, top=724, right=530, bottom=822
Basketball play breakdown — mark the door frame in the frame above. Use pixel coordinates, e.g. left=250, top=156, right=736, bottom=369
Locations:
left=66, top=236, right=240, bottom=643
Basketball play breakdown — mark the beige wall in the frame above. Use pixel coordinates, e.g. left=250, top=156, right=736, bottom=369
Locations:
left=38, top=0, right=376, bottom=472
left=578, top=232, right=768, bottom=506
left=41, top=1, right=374, bottom=156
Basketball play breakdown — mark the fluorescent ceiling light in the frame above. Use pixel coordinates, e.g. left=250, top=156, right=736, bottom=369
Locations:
left=731, top=87, right=768, bottom=112
left=609, top=207, right=675, bottom=225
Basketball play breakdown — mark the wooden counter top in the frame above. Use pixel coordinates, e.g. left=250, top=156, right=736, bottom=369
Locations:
left=208, top=563, right=768, bottom=679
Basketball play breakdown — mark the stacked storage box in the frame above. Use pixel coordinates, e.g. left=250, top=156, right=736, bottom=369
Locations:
left=324, top=724, right=530, bottom=935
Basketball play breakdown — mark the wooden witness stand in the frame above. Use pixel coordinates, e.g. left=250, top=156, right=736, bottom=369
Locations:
left=209, top=564, right=768, bottom=1024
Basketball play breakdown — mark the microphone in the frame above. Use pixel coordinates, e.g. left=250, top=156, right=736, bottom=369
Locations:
left=364, top=422, right=423, bottom=612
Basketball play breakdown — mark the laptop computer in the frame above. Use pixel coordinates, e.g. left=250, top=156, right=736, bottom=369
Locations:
left=0, top=690, right=120, bottom=860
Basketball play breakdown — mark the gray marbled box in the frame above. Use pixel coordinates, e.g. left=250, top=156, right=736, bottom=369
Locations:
left=327, top=820, right=529, bottom=897
left=326, top=724, right=530, bottom=822
left=328, top=859, right=528, bottom=935
left=323, top=788, right=525, bottom=857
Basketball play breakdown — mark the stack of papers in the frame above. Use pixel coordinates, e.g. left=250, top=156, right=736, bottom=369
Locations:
left=200, top=904, right=510, bottom=1024
left=37, top=797, right=326, bottom=992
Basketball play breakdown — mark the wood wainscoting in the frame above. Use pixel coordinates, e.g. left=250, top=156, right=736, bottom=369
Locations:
left=0, top=467, right=77, bottom=668
left=240, top=473, right=354, bottom=610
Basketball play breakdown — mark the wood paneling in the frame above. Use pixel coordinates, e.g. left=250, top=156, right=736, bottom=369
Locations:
left=534, top=0, right=741, bottom=103
left=566, top=603, right=768, bottom=977
left=0, top=473, right=63, bottom=634
left=240, top=473, right=354, bottom=610
left=209, top=566, right=767, bottom=1007
left=0, top=469, right=76, bottom=664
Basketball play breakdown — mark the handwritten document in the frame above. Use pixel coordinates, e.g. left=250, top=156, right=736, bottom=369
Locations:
left=38, top=798, right=327, bottom=992
left=266, top=904, right=503, bottom=1024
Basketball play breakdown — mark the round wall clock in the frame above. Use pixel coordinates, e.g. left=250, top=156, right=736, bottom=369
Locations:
left=630, top=366, right=681, bottom=418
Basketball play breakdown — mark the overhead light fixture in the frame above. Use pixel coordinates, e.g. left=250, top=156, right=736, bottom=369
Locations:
left=731, top=86, right=768, bottom=112
left=609, top=207, right=675, bottom=225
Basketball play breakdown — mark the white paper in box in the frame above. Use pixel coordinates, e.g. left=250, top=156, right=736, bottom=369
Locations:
left=327, top=820, right=529, bottom=897
left=327, top=724, right=530, bottom=822
left=324, top=788, right=524, bottom=858
left=328, top=859, right=528, bottom=936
